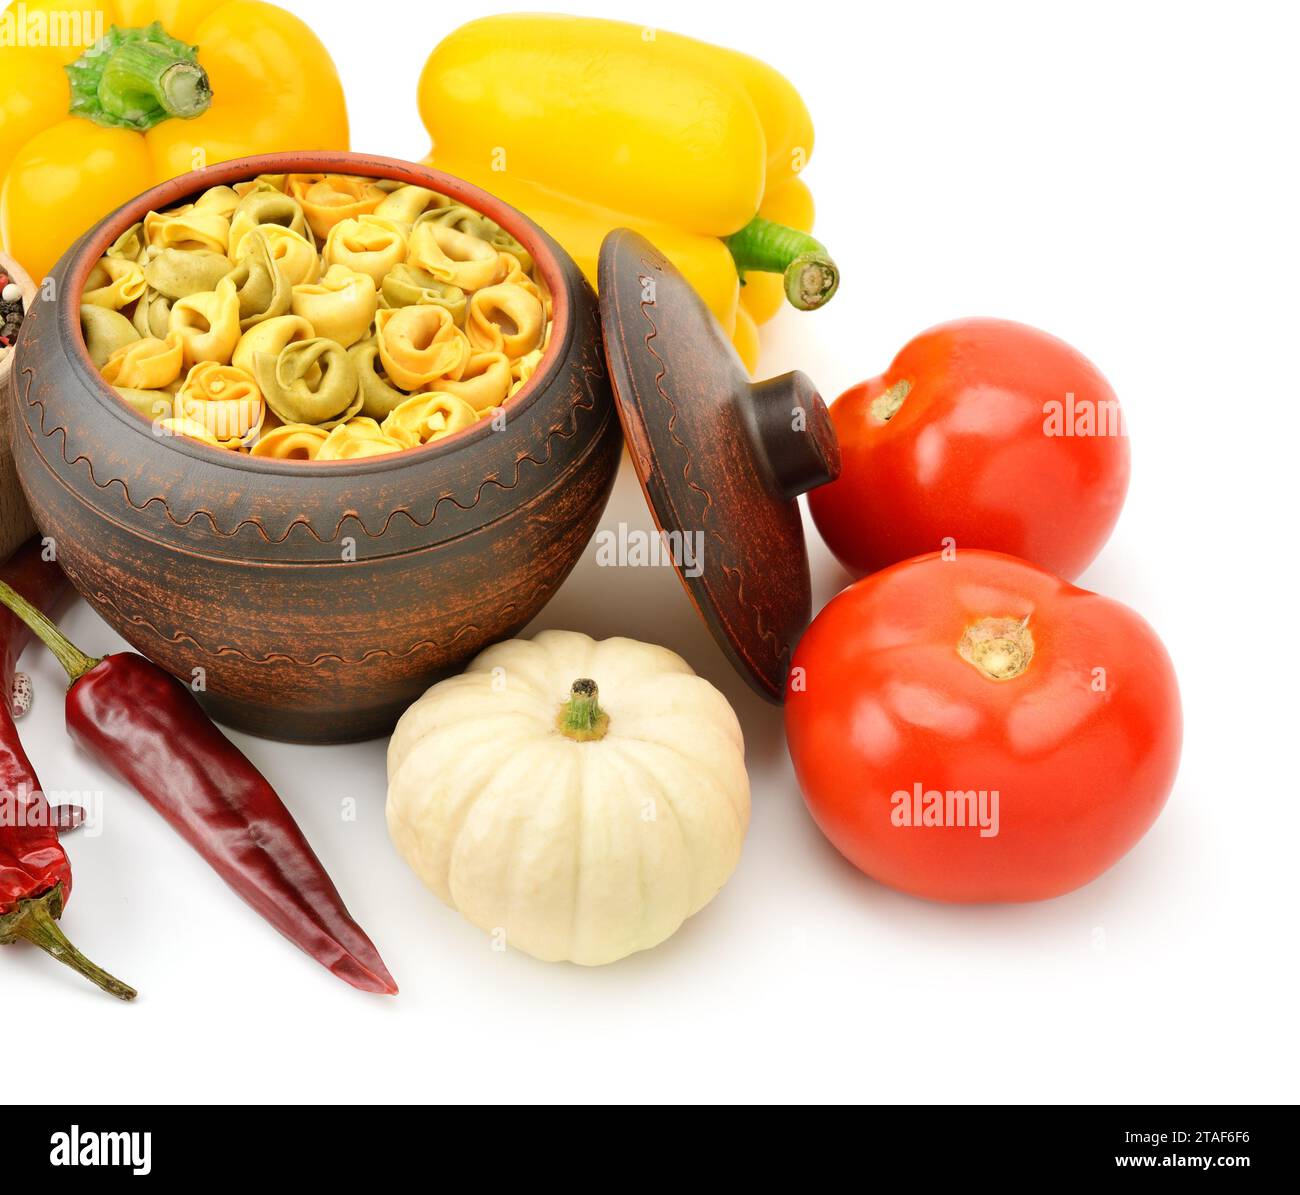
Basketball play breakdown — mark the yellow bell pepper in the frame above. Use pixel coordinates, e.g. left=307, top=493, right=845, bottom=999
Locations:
left=417, top=15, right=837, bottom=373
left=0, top=0, right=349, bottom=281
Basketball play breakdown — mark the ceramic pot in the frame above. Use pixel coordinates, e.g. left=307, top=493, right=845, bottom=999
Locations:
left=6, top=152, right=621, bottom=742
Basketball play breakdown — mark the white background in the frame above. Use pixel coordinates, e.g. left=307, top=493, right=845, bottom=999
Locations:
left=7, top=0, right=1298, bottom=1104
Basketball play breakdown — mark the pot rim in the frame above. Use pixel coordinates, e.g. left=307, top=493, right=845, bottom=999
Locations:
left=57, top=151, right=572, bottom=477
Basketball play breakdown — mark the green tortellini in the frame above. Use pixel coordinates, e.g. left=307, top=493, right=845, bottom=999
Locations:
left=379, top=264, right=468, bottom=323
left=144, top=249, right=233, bottom=300
left=131, top=290, right=174, bottom=339
left=105, top=222, right=148, bottom=264
left=414, top=204, right=532, bottom=273
left=229, top=229, right=292, bottom=330
left=80, top=305, right=140, bottom=368
left=229, top=186, right=312, bottom=257
left=349, top=337, right=410, bottom=421
left=254, top=337, right=362, bottom=428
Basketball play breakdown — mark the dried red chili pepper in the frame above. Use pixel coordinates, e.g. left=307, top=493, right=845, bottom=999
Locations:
left=1, top=537, right=69, bottom=710
left=1, top=542, right=136, bottom=1000
left=0, top=577, right=397, bottom=995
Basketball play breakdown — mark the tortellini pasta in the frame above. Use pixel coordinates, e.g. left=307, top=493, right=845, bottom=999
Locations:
left=144, top=250, right=233, bottom=300
left=173, top=362, right=265, bottom=447
left=229, top=230, right=292, bottom=329
left=380, top=265, right=467, bottom=323
left=81, top=306, right=140, bottom=368
left=84, top=257, right=147, bottom=311
left=254, top=337, right=363, bottom=428
left=250, top=423, right=331, bottom=461
left=375, top=305, right=470, bottom=391
left=291, top=265, right=378, bottom=348
left=143, top=201, right=230, bottom=255
left=258, top=225, right=320, bottom=287
left=316, top=417, right=412, bottom=461
left=228, top=186, right=311, bottom=258
left=383, top=392, right=479, bottom=446
left=100, top=334, right=184, bottom=391
left=324, top=216, right=408, bottom=286
left=232, top=314, right=315, bottom=375
left=169, top=276, right=242, bottom=367
left=466, top=284, right=546, bottom=358
left=288, top=174, right=387, bottom=240
left=438, top=351, right=513, bottom=413
left=82, top=171, right=551, bottom=462
left=407, top=221, right=505, bottom=292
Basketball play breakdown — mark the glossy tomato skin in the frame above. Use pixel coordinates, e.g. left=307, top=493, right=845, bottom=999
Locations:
left=785, top=551, right=1180, bottom=902
left=808, top=318, right=1130, bottom=581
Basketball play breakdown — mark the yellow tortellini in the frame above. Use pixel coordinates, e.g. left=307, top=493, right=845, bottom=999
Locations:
left=84, top=257, right=147, bottom=311
left=113, top=387, right=173, bottom=422
left=291, top=265, right=378, bottom=348
left=169, top=276, right=242, bottom=367
left=174, top=362, right=266, bottom=448
left=257, top=225, right=320, bottom=287
left=407, top=221, right=505, bottom=292
left=466, top=284, right=546, bottom=359
left=82, top=172, right=551, bottom=461
left=374, top=185, right=446, bottom=225
left=143, top=202, right=230, bottom=255
left=324, top=216, right=408, bottom=286
left=382, top=392, right=480, bottom=446
left=438, top=351, right=513, bottom=413
left=316, top=417, right=412, bottom=461
left=288, top=174, right=388, bottom=240
left=232, top=314, right=315, bottom=375
left=100, top=334, right=185, bottom=391
left=374, top=305, right=470, bottom=391
left=160, top=416, right=224, bottom=449
left=250, top=423, right=331, bottom=461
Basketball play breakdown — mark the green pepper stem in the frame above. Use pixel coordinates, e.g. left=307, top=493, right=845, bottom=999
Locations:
left=66, top=22, right=212, bottom=132
left=557, top=678, right=610, bottom=742
left=1, top=888, right=137, bottom=1002
left=0, top=580, right=100, bottom=683
left=725, top=216, right=840, bottom=311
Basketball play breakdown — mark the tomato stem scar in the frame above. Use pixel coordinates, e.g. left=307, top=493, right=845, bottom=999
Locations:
left=871, top=379, right=911, bottom=422
left=958, top=615, right=1035, bottom=681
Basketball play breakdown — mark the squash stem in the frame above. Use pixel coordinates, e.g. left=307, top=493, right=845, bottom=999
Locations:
left=725, top=216, right=840, bottom=311
left=557, top=678, right=610, bottom=742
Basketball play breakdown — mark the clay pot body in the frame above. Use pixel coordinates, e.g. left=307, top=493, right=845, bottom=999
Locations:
left=7, top=153, right=620, bottom=742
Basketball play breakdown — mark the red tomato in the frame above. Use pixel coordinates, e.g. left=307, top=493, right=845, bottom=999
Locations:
left=785, top=551, right=1180, bottom=902
left=809, top=318, right=1130, bottom=581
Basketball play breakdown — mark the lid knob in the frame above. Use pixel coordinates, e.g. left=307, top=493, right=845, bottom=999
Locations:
left=746, top=371, right=842, bottom=500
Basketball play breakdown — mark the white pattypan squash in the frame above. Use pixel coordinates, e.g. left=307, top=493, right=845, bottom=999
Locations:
left=386, top=630, right=750, bottom=965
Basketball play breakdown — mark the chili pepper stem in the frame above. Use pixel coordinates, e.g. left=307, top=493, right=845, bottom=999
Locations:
left=0, top=581, right=100, bottom=683
left=66, top=22, right=213, bottom=132
left=725, top=216, right=840, bottom=311
left=557, top=678, right=610, bottom=742
left=1, top=888, right=137, bottom=1001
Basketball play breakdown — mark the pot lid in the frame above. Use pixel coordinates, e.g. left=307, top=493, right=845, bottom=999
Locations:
left=597, top=229, right=840, bottom=703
